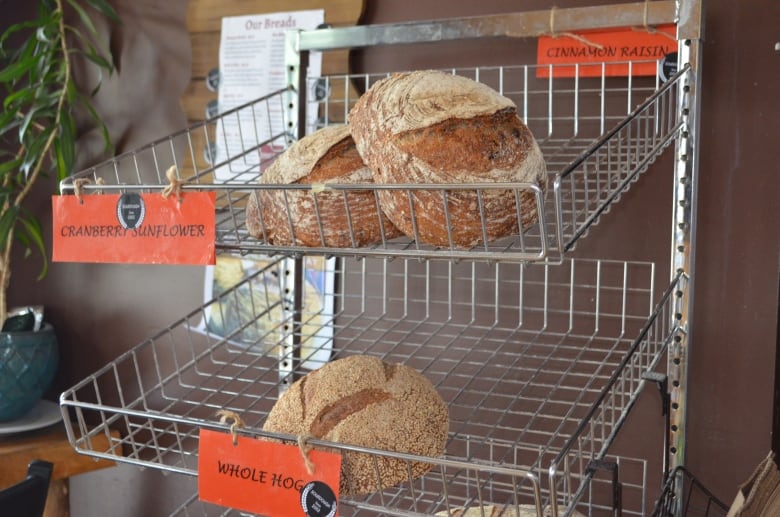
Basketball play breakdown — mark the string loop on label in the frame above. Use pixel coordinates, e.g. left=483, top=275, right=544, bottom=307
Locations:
left=216, top=409, right=246, bottom=446
left=545, top=6, right=605, bottom=50
left=162, top=165, right=184, bottom=202
left=633, top=0, right=677, bottom=41
left=297, top=434, right=317, bottom=475
left=73, top=177, right=105, bottom=204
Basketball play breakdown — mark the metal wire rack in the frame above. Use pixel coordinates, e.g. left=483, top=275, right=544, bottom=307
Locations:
left=168, top=454, right=649, bottom=517
left=60, top=257, right=684, bottom=516
left=59, top=61, right=684, bottom=263
left=651, top=467, right=729, bottom=517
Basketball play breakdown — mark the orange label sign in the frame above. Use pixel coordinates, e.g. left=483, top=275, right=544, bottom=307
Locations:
left=52, top=192, right=216, bottom=265
left=198, top=429, right=342, bottom=517
left=537, top=24, right=676, bottom=77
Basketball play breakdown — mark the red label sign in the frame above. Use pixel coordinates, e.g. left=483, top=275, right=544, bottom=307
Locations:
left=52, top=192, right=216, bottom=265
left=198, top=429, right=342, bottom=517
left=537, top=24, right=676, bottom=77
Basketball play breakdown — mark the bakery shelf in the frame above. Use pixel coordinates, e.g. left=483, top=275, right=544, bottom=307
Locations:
left=59, top=62, right=686, bottom=264
left=60, top=257, right=685, bottom=516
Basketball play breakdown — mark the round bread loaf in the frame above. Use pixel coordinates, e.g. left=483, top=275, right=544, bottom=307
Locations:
left=262, top=355, right=449, bottom=496
left=245, top=124, right=401, bottom=247
left=348, top=70, right=547, bottom=248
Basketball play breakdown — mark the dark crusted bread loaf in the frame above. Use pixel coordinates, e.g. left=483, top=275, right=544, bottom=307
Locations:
left=262, top=355, right=449, bottom=496
left=245, top=124, right=400, bottom=247
left=348, top=70, right=547, bottom=248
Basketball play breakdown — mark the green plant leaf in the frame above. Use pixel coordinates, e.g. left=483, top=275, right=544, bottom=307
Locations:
left=34, top=48, right=58, bottom=79
left=52, top=139, right=65, bottom=180
left=0, top=20, right=41, bottom=51
left=4, top=35, right=39, bottom=81
left=0, top=206, right=19, bottom=248
left=77, top=48, right=112, bottom=73
left=0, top=109, right=22, bottom=136
left=79, top=95, right=112, bottom=153
left=84, top=0, right=118, bottom=22
left=18, top=215, right=47, bottom=279
left=17, top=107, right=40, bottom=143
left=0, top=0, right=116, bottom=302
left=56, top=114, right=76, bottom=179
left=0, top=56, right=37, bottom=83
left=3, top=85, right=33, bottom=111
left=65, top=0, right=98, bottom=37
left=64, top=76, right=76, bottom=104
left=36, top=26, right=53, bottom=44
left=19, top=127, right=53, bottom=178
left=0, top=158, right=22, bottom=177
left=64, top=25, right=113, bottom=76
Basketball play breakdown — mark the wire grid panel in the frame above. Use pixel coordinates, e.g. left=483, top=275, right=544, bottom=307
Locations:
left=59, top=63, right=683, bottom=263
left=549, top=272, right=686, bottom=514
left=651, top=466, right=729, bottom=517
left=168, top=455, right=649, bottom=517
left=60, top=257, right=675, bottom=516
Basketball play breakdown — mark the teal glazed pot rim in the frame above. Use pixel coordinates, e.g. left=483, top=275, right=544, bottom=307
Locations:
left=0, top=322, right=59, bottom=422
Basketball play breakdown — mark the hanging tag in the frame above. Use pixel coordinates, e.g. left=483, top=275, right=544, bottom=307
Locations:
left=198, top=429, right=341, bottom=517
left=52, top=192, right=216, bottom=265
left=537, top=24, right=677, bottom=78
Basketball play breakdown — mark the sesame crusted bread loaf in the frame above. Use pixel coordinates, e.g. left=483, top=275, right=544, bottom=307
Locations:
left=348, top=70, right=547, bottom=248
left=262, top=355, right=449, bottom=496
left=245, top=124, right=401, bottom=247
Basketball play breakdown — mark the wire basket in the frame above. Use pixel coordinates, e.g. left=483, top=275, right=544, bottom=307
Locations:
left=59, top=63, right=685, bottom=264
left=61, top=257, right=684, bottom=516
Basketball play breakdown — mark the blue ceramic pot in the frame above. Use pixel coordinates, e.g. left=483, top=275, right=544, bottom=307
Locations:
left=0, top=323, right=59, bottom=422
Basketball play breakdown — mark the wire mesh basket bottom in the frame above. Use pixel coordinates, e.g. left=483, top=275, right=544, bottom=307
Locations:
left=60, top=256, right=681, bottom=516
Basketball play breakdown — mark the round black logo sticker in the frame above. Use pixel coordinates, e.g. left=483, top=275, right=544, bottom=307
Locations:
left=658, top=51, right=678, bottom=83
left=117, top=192, right=145, bottom=230
left=300, top=481, right=337, bottom=517
left=206, top=67, right=220, bottom=92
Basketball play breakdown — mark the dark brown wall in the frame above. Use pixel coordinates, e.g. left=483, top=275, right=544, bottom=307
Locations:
left=686, top=0, right=779, bottom=499
left=4, top=0, right=778, bottom=514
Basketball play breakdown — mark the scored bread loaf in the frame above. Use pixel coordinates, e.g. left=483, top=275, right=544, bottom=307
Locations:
left=262, top=355, right=449, bottom=496
left=349, top=70, right=547, bottom=248
left=245, top=124, right=401, bottom=247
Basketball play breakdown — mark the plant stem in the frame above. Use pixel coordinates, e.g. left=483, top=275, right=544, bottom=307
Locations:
left=0, top=0, right=71, bottom=326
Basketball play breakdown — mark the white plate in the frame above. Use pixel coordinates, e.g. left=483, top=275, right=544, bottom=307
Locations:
left=0, top=400, right=63, bottom=435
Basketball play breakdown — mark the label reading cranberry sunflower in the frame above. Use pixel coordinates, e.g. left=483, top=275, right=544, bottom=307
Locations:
left=52, top=192, right=216, bottom=265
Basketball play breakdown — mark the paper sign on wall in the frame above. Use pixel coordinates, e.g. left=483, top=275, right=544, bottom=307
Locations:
left=213, top=9, right=324, bottom=182
left=537, top=24, right=677, bottom=78
left=52, top=192, right=216, bottom=265
left=198, top=429, right=341, bottom=517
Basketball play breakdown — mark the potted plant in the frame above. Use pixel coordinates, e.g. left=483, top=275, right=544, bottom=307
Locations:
left=0, top=0, right=116, bottom=421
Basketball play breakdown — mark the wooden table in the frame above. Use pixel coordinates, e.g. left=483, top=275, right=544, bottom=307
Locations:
left=0, top=422, right=118, bottom=517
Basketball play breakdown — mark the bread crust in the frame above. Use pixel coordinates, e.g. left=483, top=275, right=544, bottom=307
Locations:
left=262, top=355, right=449, bottom=496
left=349, top=70, right=547, bottom=248
left=245, top=125, right=400, bottom=247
